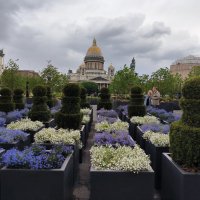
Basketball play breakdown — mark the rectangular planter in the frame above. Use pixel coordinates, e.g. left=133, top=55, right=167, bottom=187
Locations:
left=0, top=134, right=31, bottom=150
left=90, top=168, right=154, bottom=200
left=145, top=141, right=169, bottom=189
left=136, top=126, right=146, bottom=150
left=44, top=118, right=56, bottom=128
left=80, top=125, right=86, bottom=148
left=0, top=154, right=74, bottom=200
left=161, top=153, right=200, bottom=200
left=129, top=122, right=138, bottom=140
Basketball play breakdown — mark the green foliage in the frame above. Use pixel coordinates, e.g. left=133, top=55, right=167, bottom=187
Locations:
left=13, top=88, right=24, bottom=110
left=80, top=87, right=90, bottom=108
left=188, top=66, right=200, bottom=78
left=128, top=86, right=146, bottom=118
left=97, top=87, right=112, bottom=110
left=182, top=77, right=200, bottom=99
left=109, top=66, right=140, bottom=96
left=28, top=85, right=51, bottom=122
left=55, top=84, right=82, bottom=129
left=80, top=81, right=98, bottom=95
left=40, top=64, right=68, bottom=94
left=0, top=87, right=14, bottom=112
left=63, top=83, right=80, bottom=97
left=46, top=86, right=53, bottom=108
left=170, top=76, right=200, bottom=169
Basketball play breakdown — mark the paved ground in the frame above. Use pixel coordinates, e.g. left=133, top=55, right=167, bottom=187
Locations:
left=73, top=106, right=161, bottom=200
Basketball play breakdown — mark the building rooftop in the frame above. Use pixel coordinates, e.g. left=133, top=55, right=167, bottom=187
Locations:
left=172, top=55, right=200, bottom=65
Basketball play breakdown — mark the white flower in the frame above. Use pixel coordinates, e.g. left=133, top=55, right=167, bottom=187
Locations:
left=34, top=128, right=82, bottom=148
left=82, top=115, right=90, bottom=124
left=80, top=108, right=92, bottom=115
left=7, top=118, right=43, bottom=131
left=130, top=115, right=160, bottom=125
left=149, top=133, right=169, bottom=147
left=95, top=121, right=129, bottom=132
left=90, top=145, right=152, bottom=172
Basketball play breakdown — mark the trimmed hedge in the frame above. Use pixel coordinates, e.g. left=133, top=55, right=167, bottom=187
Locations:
left=55, top=83, right=82, bottom=129
left=170, top=76, right=200, bottom=169
left=80, top=87, right=90, bottom=108
left=46, top=86, right=53, bottom=108
left=28, top=85, right=51, bottom=122
left=0, top=88, right=14, bottom=113
left=97, top=87, right=112, bottom=110
left=128, top=86, right=146, bottom=118
left=13, top=88, right=25, bottom=110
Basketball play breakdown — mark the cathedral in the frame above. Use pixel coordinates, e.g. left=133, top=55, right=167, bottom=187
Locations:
left=68, top=38, right=115, bottom=89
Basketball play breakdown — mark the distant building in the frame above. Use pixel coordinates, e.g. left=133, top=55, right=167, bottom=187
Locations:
left=0, top=49, right=5, bottom=75
left=68, top=38, right=115, bottom=89
left=170, top=55, right=200, bottom=78
left=17, top=70, right=39, bottom=77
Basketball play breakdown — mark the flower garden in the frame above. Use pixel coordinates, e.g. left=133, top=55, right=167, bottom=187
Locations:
left=0, top=77, right=199, bottom=200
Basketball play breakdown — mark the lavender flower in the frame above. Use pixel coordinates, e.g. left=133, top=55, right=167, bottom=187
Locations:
left=0, top=117, right=6, bottom=127
left=0, top=112, right=6, bottom=118
left=97, top=115, right=118, bottom=124
left=6, top=110, right=23, bottom=124
left=97, top=109, right=118, bottom=118
left=140, top=124, right=170, bottom=134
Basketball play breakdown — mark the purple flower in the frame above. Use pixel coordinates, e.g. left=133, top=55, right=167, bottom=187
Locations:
left=0, top=117, right=6, bottom=127
left=1, top=145, right=73, bottom=169
left=97, top=115, right=118, bottom=124
left=0, top=112, right=6, bottom=118
left=6, top=110, right=23, bottom=123
left=97, top=109, right=118, bottom=118
left=94, top=131, right=135, bottom=147
left=140, top=123, right=170, bottom=134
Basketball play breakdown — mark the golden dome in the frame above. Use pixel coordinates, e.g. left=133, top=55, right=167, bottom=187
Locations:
left=86, top=38, right=102, bottom=57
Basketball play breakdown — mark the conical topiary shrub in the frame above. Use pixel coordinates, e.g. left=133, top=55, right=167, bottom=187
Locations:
left=46, top=86, right=53, bottom=108
left=80, top=87, right=90, bottom=108
left=170, top=77, right=200, bottom=169
left=13, top=88, right=25, bottom=110
left=55, top=83, right=82, bottom=129
left=128, top=86, right=146, bottom=118
left=28, top=85, right=51, bottom=122
left=97, top=87, right=112, bottom=110
left=0, top=88, right=14, bottom=113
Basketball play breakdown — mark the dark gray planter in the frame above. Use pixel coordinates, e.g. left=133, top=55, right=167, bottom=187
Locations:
left=26, top=126, right=44, bottom=143
left=145, top=141, right=169, bottom=189
left=90, top=167, right=154, bottom=200
left=44, top=118, right=56, bottom=128
left=161, top=153, right=200, bottom=200
left=80, top=125, right=86, bottom=148
left=136, top=126, right=146, bottom=150
left=1, top=154, right=74, bottom=200
left=0, top=134, right=31, bottom=150
left=129, top=122, right=138, bottom=140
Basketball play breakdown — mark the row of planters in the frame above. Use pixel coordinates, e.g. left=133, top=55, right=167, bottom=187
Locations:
left=117, top=79, right=200, bottom=200
left=90, top=88, right=155, bottom=200
left=0, top=83, right=93, bottom=200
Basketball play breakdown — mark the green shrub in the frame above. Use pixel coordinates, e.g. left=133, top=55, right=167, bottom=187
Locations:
left=28, top=85, right=51, bottom=122
left=46, top=86, right=53, bottom=108
left=80, top=87, right=90, bottom=108
left=97, top=87, right=112, bottom=110
left=128, top=86, right=146, bottom=118
left=55, top=83, right=82, bottom=129
left=170, top=76, right=200, bottom=169
left=13, top=88, right=25, bottom=110
left=0, top=88, right=14, bottom=113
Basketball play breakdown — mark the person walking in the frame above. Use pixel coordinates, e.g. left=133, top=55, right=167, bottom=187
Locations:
left=151, top=87, right=160, bottom=106
left=145, top=90, right=152, bottom=106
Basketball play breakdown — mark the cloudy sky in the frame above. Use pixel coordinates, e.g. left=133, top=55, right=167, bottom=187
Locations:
left=1, top=0, right=200, bottom=75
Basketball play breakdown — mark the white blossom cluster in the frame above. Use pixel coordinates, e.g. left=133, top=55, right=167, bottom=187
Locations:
left=34, top=128, right=82, bottom=148
left=143, top=131, right=169, bottom=147
left=130, top=115, right=160, bottom=125
left=95, top=121, right=129, bottom=132
left=80, top=108, right=92, bottom=115
left=82, top=115, right=90, bottom=124
left=7, top=118, right=44, bottom=131
left=90, top=145, right=152, bottom=172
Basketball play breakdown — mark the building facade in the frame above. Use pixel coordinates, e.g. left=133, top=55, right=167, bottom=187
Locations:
left=0, top=49, right=5, bottom=75
left=68, top=38, right=115, bottom=89
left=170, top=55, right=200, bottom=79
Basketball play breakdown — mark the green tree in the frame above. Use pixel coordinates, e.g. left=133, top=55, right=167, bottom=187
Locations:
left=40, top=64, right=68, bottom=93
left=109, top=66, right=140, bottom=96
left=80, top=81, right=98, bottom=95
left=188, top=66, right=200, bottom=78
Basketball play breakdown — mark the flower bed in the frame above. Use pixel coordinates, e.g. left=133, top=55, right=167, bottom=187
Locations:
left=95, top=121, right=129, bottom=132
left=0, top=128, right=30, bottom=150
left=130, top=115, right=160, bottom=125
left=0, top=145, right=74, bottom=200
left=81, top=108, right=92, bottom=115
